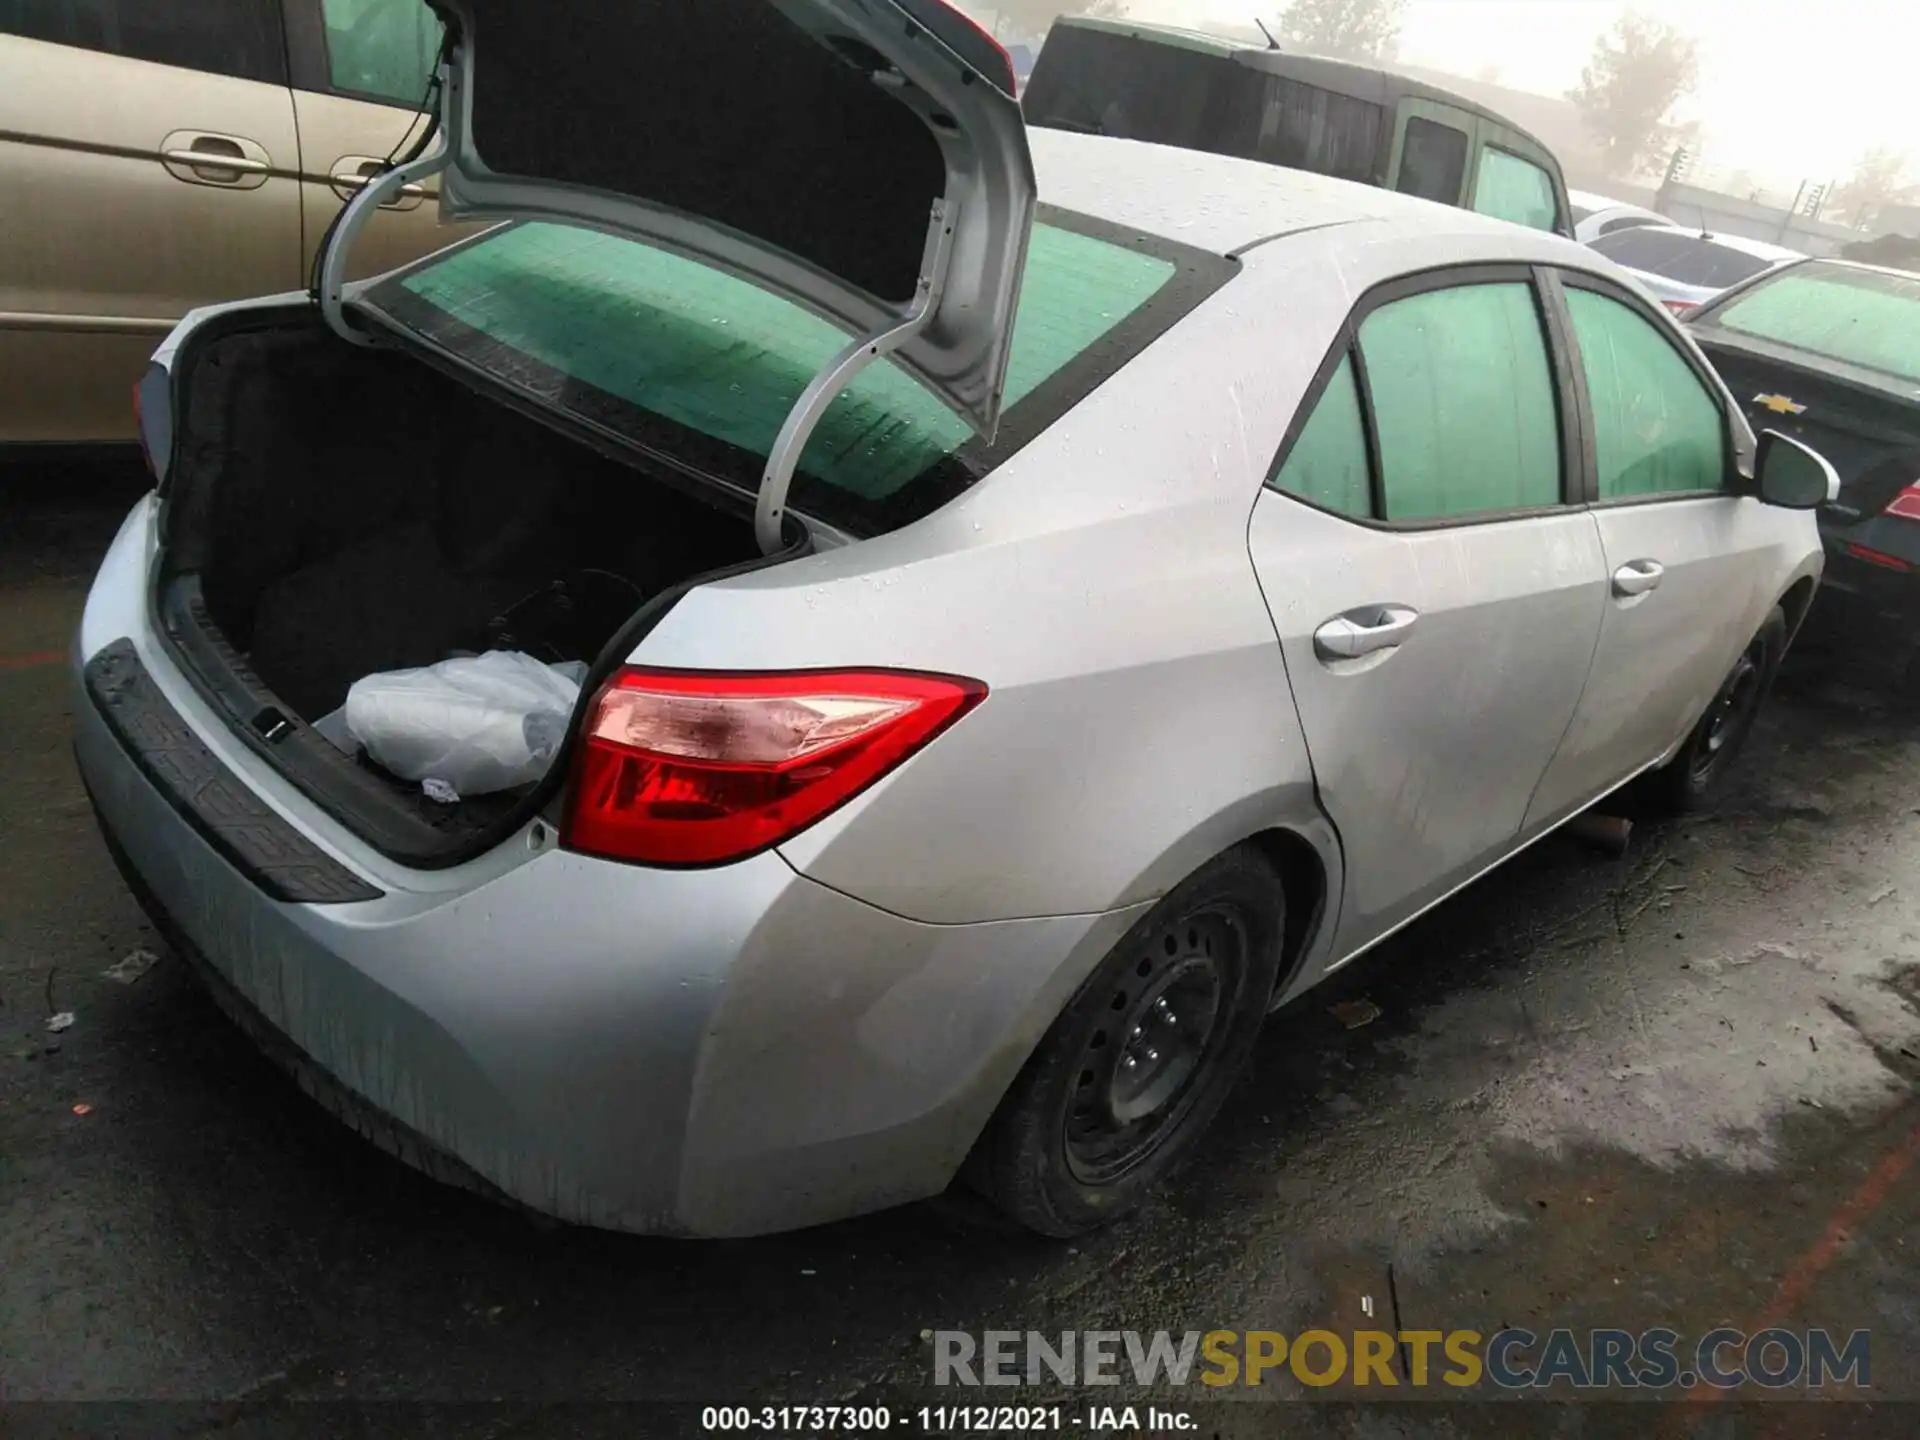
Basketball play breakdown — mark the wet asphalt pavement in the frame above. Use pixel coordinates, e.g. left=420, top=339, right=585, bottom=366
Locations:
left=4, top=461, right=1920, bottom=1436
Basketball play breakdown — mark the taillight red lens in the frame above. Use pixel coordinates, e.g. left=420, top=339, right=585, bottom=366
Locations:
left=1661, top=299, right=1699, bottom=319
left=562, top=668, right=987, bottom=866
left=1884, top=483, right=1920, bottom=521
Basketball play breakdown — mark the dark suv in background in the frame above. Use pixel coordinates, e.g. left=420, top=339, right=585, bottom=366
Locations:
left=1022, top=17, right=1574, bottom=236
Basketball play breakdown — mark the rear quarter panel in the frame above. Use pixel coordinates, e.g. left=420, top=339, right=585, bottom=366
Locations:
left=632, top=253, right=1362, bottom=945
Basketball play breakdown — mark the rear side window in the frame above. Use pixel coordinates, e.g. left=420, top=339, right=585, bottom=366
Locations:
left=1269, top=357, right=1370, bottom=517
left=1473, top=148, right=1559, bottom=231
left=319, top=0, right=443, bottom=105
left=0, top=0, right=285, bottom=83
left=371, top=217, right=1215, bottom=535
left=1358, top=283, right=1562, bottom=521
left=1564, top=288, right=1726, bottom=498
left=1711, top=262, right=1920, bottom=384
left=1253, top=77, right=1387, bottom=184
left=1395, top=118, right=1468, bottom=204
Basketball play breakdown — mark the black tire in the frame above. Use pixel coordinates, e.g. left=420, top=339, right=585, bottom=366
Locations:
left=970, top=847, right=1287, bottom=1237
left=1638, top=605, right=1787, bottom=817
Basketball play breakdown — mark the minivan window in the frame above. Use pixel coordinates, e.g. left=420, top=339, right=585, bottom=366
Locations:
left=1712, top=262, right=1920, bottom=385
left=1253, top=76, right=1387, bottom=184
left=1473, top=148, right=1559, bottom=231
left=368, top=217, right=1212, bottom=534
left=1018, top=25, right=1228, bottom=149
left=1565, top=288, right=1726, bottom=498
left=1358, top=282, right=1561, bottom=521
left=320, top=0, right=443, bottom=106
left=0, top=0, right=285, bottom=83
left=1396, top=118, right=1469, bottom=204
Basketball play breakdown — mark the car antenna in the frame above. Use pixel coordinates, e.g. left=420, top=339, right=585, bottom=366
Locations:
left=1253, top=16, right=1280, bottom=48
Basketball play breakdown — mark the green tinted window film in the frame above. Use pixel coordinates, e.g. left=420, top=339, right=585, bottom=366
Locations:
left=395, top=221, right=1176, bottom=501
left=1715, top=263, right=1920, bottom=385
left=1566, top=288, right=1725, bottom=498
left=1270, top=355, right=1371, bottom=517
left=321, top=0, right=443, bottom=104
left=1359, top=283, right=1561, bottom=521
left=1473, top=148, right=1559, bottom=232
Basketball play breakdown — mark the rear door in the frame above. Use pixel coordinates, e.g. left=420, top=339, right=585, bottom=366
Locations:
left=1525, top=270, right=1778, bottom=825
left=1248, top=266, right=1608, bottom=956
left=283, top=0, right=474, bottom=283
left=0, top=2, right=301, bottom=444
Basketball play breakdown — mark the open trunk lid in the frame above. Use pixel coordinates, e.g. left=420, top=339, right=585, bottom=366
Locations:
left=323, top=1, right=1034, bottom=455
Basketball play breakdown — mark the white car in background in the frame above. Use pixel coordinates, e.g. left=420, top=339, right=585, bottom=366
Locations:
left=1569, top=189, right=1668, bottom=243
left=1586, top=223, right=1805, bottom=318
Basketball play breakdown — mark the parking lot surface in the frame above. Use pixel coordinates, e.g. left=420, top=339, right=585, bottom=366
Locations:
left=5, top=463, right=1919, bottom=1434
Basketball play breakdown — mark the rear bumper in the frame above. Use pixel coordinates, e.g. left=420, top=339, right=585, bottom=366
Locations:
left=74, top=499, right=1142, bottom=1236
left=1808, top=529, right=1920, bottom=651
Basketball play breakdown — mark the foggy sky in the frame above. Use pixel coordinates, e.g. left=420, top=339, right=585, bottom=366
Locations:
left=1116, top=0, right=1914, bottom=188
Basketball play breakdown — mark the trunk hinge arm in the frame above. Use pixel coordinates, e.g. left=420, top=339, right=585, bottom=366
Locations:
left=318, top=145, right=452, bottom=347
left=755, top=198, right=957, bottom=554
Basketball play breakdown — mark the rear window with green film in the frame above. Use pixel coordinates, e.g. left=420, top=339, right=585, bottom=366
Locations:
left=1712, top=263, right=1920, bottom=385
left=370, top=215, right=1228, bottom=534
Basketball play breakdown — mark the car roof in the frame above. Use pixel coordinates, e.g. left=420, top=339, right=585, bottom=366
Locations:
left=1030, top=128, right=1569, bottom=258
left=1617, top=224, right=1805, bottom=263
left=1052, top=16, right=1561, bottom=156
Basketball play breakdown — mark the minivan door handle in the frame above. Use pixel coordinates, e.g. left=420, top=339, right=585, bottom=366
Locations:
left=1612, top=560, right=1666, bottom=597
left=159, top=131, right=273, bottom=189
left=1313, top=604, right=1419, bottom=661
left=330, top=157, right=427, bottom=209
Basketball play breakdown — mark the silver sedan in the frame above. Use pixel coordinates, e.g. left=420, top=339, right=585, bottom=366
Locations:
left=74, top=0, right=1831, bottom=1238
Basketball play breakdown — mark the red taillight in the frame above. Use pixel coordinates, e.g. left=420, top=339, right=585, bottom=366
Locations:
left=1662, top=299, right=1699, bottom=319
left=561, top=667, right=987, bottom=866
left=1845, top=542, right=1912, bottom=572
left=1884, top=483, right=1920, bottom=521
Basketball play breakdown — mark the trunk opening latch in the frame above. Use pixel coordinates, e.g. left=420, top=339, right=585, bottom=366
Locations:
left=753, top=199, right=957, bottom=555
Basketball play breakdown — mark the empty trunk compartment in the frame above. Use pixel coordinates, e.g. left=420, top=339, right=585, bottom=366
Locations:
left=154, top=309, right=801, bottom=866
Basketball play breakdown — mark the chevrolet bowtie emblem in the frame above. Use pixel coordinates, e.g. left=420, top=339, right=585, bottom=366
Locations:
left=1754, top=393, right=1807, bottom=416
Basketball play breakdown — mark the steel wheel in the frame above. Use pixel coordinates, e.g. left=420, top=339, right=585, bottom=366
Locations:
left=971, top=846, right=1287, bottom=1237
left=1688, top=633, right=1769, bottom=786
left=1063, top=907, right=1239, bottom=1185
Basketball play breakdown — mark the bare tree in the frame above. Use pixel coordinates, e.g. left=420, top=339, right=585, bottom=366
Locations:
left=1567, top=10, right=1700, bottom=179
left=1273, top=0, right=1408, bottom=61
left=1828, top=147, right=1918, bottom=228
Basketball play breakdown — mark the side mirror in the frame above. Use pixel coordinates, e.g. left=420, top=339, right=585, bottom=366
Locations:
left=1755, top=429, right=1839, bottom=510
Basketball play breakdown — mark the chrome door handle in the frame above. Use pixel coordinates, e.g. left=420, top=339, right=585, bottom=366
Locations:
left=1313, top=604, right=1419, bottom=661
left=331, top=169, right=427, bottom=198
left=1612, top=560, right=1666, bottom=597
left=163, top=148, right=269, bottom=174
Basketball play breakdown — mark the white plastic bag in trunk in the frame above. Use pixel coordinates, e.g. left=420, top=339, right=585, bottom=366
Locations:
left=342, top=652, right=588, bottom=798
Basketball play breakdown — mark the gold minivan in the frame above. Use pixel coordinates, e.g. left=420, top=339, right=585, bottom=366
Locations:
left=0, top=0, right=465, bottom=447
